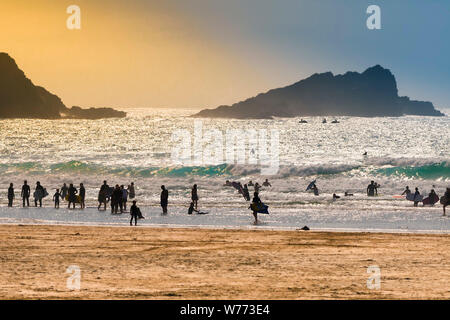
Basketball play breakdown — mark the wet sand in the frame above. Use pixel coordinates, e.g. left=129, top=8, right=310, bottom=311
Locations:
left=0, top=224, right=449, bottom=299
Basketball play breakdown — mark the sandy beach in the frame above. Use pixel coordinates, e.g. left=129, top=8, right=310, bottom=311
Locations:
left=0, top=224, right=449, bottom=299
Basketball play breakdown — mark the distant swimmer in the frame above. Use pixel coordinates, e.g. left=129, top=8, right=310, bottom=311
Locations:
left=299, top=119, right=308, bottom=123
left=413, top=187, right=421, bottom=207
left=61, top=183, right=68, bottom=201
left=344, top=191, right=354, bottom=196
left=401, top=186, right=411, bottom=196
left=262, top=179, right=272, bottom=187
left=8, top=183, right=14, bottom=207
left=130, top=200, right=142, bottom=226
left=254, top=183, right=261, bottom=193
left=53, top=189, right=61, bottom=209
left=331, top=119, right=340, bottom=124
left=191, top=184, right=199, bottom=210
left=68, top=183, right=78, bottom=209
left=322, top=118, right=327, bottom=124
left=248, top=180, right=254, bottom=187
left=21, top=180, right=30, bottom=207
left=188, top=202, right=208, bottom=215
left=224, top=180, right=232, bottom=187
left=333, top=193, right=340, bottom=200
left=442, top=188, right=450, bottom=216
left=161, top=185, right=169, bottom=215
left=363, top=151, right=368, bottom=156
left=367, top=181, right=378, bottom=197
left=243, top=184, right=251, bottom=201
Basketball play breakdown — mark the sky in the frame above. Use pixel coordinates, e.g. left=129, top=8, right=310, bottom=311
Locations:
left=1, top=0, right=449, bottom=111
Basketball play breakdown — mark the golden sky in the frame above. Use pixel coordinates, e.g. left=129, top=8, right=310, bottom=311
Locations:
left=0, top=0, right=268, bottom=109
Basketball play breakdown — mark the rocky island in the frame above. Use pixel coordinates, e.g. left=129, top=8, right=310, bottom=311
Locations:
left=0, top=53, right=126, bottom=119
left=194, top=65, right=445, bottom=119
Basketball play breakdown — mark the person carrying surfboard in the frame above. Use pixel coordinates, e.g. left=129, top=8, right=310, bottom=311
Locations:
left=250, top=192, right=262, bottom=225
left=191, top=184, right=199, bottom=210
left=34, top=181, right=45, bottom=207
left=401, top=186, right=411, bottom=196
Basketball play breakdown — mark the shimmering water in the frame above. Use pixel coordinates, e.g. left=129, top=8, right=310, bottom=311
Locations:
left=0, top=108, right=448, bottom=231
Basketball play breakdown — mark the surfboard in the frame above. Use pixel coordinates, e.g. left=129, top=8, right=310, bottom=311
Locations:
left=423, top=194, right=439, bottom=205
left=249, top=202, right=269, bottom=214
left=440, top=196, right=449, bottom=205
left=306, top=180, right=316, bottom=192
left=392, top=195, right=404, bottom=199
left=65, top=194, right=82, bottom=203
left=406, top=193, right=424, bottom=202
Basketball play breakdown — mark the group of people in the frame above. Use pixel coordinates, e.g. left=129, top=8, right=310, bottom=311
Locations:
left=97, top=181, right=136, bottom=214
left=7, top=180, right=48, bottom=208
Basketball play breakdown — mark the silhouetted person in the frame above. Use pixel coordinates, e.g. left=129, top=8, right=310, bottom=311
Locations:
left=262, top=179, right=272, bottom=187
left=345, top=191, right=353, bottom=196
left=333, top=193, right=340, bottom=200
left=121, top=185, right=128, bottom=212
left=61, top=183, right=68, bottom=201
left=8, top=183, right=14, bottom=207
left=53, top=189, right=61, bottom=209
left=401, top=186, right=411, bottom=196
left=111, top=185, right=122, bottom=214
left=413, top=187, right=420, bottom=207
left=130, top=200, right=141, bottom=226
left=21, top=180, right=30, bottom=207
left=363, top=151, right=368, bottom=156
left=367, top=181, right=378, bottom=197
left=248, top=180, right=254, bottom=187
left=243, top=184, right=250, bottom=201
left=98, top=180, right=109, bottom=210
left=161, top=185, right=168, bottom=215
left=312, top=184, right=319, bottom=196
left=251, top=192, right=262, bottom=224
left=191, top=184, right=198, bottom=210
left=128, top=182, right=136, bottom=199
left=34, top=181, right=44, bottom=207
left=254, top=183, right=261, bottom=193
left=79, top=183, right=86, bottom=209
left=443, top=188, right=450, bottom=216
left=68, top=183, right=78, bottom=209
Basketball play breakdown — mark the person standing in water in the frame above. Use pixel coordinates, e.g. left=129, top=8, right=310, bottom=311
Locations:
left=111, top=185, right=122, bottom=214
left=53, top=189, right=61, bottom=209
left=68, top=183, right=78, bottom=209
left=7, top=183, right=14, bottom=207
left=367, top=181, right=378, bottom=197
left=130, top=200, right=141, bottom=226
left=251, top=192, right=262, bottom=225
left=243, top=184, right=250, bottom=201
left=413, top=187, right=421, bottom=207
left=161, top=185, right=168, bottom=215
left=191, top=184, right=199, bottom=210
left=34, top=181, right=45, bottom=207
left=21, top=180, right=30, bottom=207
left=61, top=183, right=68, bottom=201
left=121, top=185, right=128, bottom=212
left=443, top=188, right=450, bottom=216
left=128, top=182, right=136, bottom=200
left=98, top=180, right=109, bottom=210
left=79, top=183, right=86, bottom=209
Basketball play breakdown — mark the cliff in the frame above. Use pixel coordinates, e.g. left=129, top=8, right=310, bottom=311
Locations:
left=0, top=53, right=126, bottom=119
left=194, top=65, right=445, bottom=119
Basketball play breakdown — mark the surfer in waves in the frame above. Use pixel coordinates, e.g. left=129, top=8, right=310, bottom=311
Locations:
left=262, top=179, right=272, bottom=187
left=401, top=186, right=411, bottom=196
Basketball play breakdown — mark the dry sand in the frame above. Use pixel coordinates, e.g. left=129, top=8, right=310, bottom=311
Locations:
left=0, top=224, right=449, bottom=299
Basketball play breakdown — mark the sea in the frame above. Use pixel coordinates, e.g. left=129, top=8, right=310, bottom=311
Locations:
left=0, top=108, right=449, bottom=232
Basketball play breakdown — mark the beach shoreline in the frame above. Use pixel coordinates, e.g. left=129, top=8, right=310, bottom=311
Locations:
left=1, top=224, right=449, bottom=299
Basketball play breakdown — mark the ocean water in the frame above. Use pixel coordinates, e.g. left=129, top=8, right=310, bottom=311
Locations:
left=0, top=108, right=448, bottom=231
